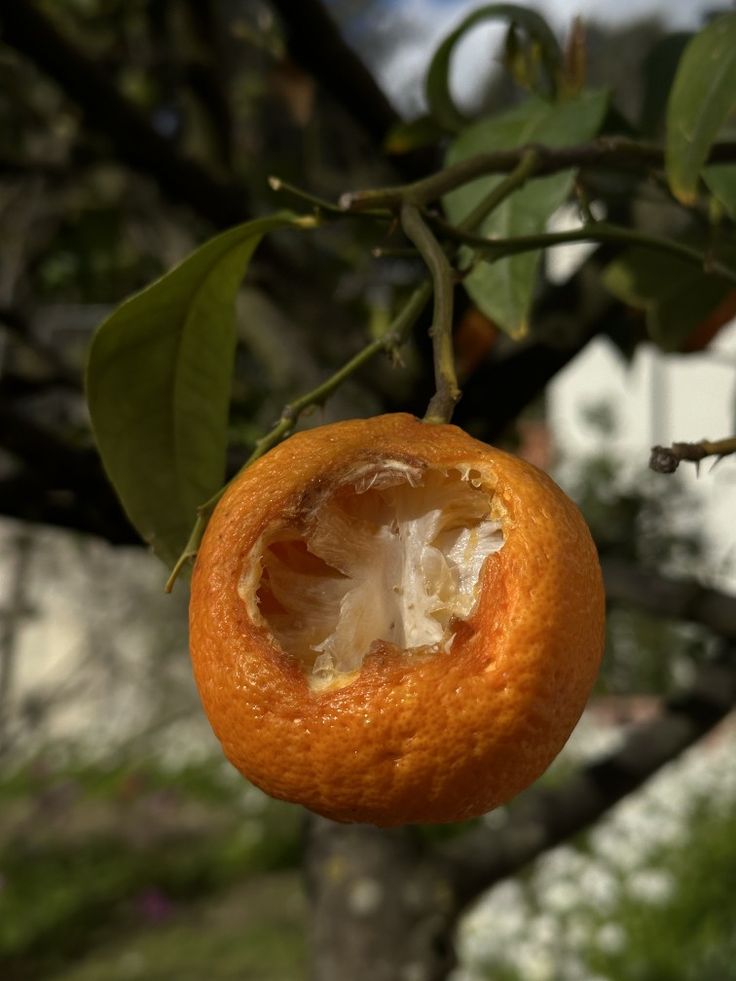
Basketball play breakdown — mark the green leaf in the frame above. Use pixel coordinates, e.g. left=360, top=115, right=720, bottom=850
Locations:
left=86, top=212, right=310, bottom=567
left=443, top=90, right=608, bottom=337
left=639, top=32, right=692, bottom=136
left=703, top=164, right=736, bottom=220
left=384, top=115, right=448, bottom=154
left=602, top=243, right=736, bottom=352
left=426, top=4, right=563, bottom=132
left=665, top=12, right=736, bottom=205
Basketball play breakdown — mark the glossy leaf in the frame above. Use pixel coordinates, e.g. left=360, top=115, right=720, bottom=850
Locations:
left=602, top=243, right=736, bottom=352
left=703, top=164, right=736, bottom=220
left=665, top=13, right=736, bottom=205
left=426, top=4, right=563, bottom=132
left=443, top=90, right=608, bottom=337
left=87, top=212, right=308, bottom=567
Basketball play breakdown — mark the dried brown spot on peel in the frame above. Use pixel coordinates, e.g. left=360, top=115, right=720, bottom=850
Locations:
left=239, top=460, right=505, bottom=690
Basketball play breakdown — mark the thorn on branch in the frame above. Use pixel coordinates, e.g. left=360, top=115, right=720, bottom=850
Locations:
left=649, top=437, right=736, bottom=474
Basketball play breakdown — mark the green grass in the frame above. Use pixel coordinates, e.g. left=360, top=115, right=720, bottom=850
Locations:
left=53, top=874, right=306, bottom=981
left=0, top=758, right=254, bottom=807
left=0, top=759, right=303, bottom=976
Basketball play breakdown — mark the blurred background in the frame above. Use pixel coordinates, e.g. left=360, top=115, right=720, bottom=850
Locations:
left=1, top=1, right=735, bottom=978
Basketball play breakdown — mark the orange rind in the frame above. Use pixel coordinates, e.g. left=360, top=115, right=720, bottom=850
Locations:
left=189, top=414, right=605, bottom=826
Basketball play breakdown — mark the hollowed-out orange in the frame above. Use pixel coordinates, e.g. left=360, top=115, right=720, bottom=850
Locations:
left=189, top=413, right=605, bottom=826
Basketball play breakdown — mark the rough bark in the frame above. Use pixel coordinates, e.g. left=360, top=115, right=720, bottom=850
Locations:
left=305, top=818, right=456, bottom=981
left=602, top=558, right=736, bottom=640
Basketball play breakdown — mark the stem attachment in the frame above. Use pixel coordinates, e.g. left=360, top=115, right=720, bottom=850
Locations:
left=400, top=203, right=459, bottom=424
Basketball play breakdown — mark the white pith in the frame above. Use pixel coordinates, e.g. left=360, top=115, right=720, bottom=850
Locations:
left=244, top=461, right=504, bottom=688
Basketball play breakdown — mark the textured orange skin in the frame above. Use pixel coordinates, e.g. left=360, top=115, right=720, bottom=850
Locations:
left=189, top=414, right=605, bottom=826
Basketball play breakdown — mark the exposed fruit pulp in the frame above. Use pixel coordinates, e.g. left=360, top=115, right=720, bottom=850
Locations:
left=246, top=461, right=504, bottom=687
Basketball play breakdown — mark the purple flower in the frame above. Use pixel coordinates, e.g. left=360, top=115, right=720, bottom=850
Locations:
left=136, top=887, right=173, bottom=923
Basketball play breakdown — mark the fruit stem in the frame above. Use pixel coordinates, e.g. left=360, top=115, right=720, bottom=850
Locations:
left=399, top=151, right=540, bottom=425
left=401, top=202, right=460, bottom=424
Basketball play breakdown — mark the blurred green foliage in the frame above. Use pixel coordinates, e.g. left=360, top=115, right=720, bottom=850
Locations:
left=588, top=808, right=736, bottom=980
left=0, top=761, right=302, bottom=977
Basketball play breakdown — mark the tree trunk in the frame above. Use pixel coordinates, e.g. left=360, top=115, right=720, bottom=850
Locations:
left=305, top=818, right=456, bottom=981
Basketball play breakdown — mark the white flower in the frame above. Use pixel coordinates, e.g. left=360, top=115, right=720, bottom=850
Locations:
left=538, top=878, right=580, bottom=914
left=534, top=845, right=587, bottom=888
left=589, top=825, right=645, bottom=873
left=578, top=864, right=619, bottom=910
left=627, top=868, right=675, bottom=905
left=565, top=914, right=595, bottom=951
left=596, top=921, right=627, bottom=954
left=530, top=913, right=559, bottom=948
left=509, top=941, right=557, bottom=981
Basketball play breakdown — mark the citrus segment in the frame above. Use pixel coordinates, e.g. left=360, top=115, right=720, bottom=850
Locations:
left=247, top=463, right=504, bottom=687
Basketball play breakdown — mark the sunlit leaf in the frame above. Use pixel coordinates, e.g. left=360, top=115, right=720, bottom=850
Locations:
left=560, top=16, right=587, bottom=98
left=384, top=115, right=447, bottom=154
left=665, top=13, right=736, bottom=205
left=86, top=213, right=310, bottom=567
left=443, top=90, right=608, bottom=337
left=602, top=243, right=736, bottom=352
left=502, top=23, right=544, bottom=95
left=703, top=164, right=736, bottom=220
left=426, top=4, right=563, bottom=132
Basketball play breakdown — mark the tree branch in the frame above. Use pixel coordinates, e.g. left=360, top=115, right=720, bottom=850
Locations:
left=0, top=0, right=250, bottom=228
left=650, top=437, right=736, bottom=474
left=443, top=646, right=736, bottom=914
left=441, top=565, right=736, bottom=912
left=340, top=137, right=736, bottom=212
left=436, top=221, right=736, bottom=288
left=455, top=149, right=540, bottom=232
left=602, top=558, right=736, bottom=640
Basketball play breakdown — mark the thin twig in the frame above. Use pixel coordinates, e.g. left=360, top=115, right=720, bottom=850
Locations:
left=649, top=437, right=736, bottom=474
left=400, top=204, right=459, bottom=424
left=434, top=221, right=736, bottom=288
left=456, top=148, right=540, bottom=232
left=268, top=176, right=392, bottom=220
left=339, top=137, right=736, bottom=212
left=165, top=281, right=432, bottom=591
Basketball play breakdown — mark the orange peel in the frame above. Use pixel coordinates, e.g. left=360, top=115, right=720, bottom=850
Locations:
left=189, top=413, right=605, bottom=826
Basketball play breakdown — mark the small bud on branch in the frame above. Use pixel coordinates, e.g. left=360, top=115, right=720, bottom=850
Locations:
left=649, top=437, right=736, bottom=474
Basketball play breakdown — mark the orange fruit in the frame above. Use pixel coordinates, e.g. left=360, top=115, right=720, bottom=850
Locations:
left=189, top=413, right=605, bottom=826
